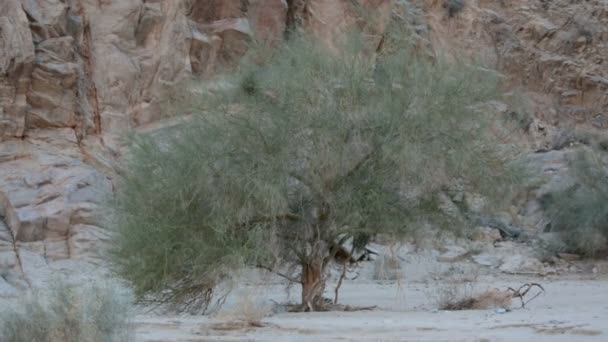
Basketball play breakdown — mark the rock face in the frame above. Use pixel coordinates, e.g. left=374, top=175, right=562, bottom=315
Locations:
left=422, top=0, right=608, bottom=147
left=0, top=0, right=35, bottom=138
left=0, top=0, right=604, bottom=292
left=0, top=0, right=392, bottom=291
left=0, top=129, right=113, bottom=289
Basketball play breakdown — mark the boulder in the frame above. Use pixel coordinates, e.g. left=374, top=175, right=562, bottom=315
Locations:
left=499, top=255, right=546, bottom=275
left=437, top=246, right=469, bottom=263
left=557, top=252, right=581, bottom=262
left=470, top=226, right=503, bottom=243
left=472, top=253, right=503, bottom=268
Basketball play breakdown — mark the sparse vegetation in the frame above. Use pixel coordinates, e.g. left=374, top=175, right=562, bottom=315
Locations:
left=0, top=278, right=134, bottom=342
left=440, top=288, right=513, bottom=311
left=108, top=31, right=516, bottom=312
left=540, top=146, right=608, bottom=257
left=214, top=288, right=272, bottom=327
left=428, top=265, right=517, bottom=311
left=428, top=264, right=479, bottom=310
left=372, top=254, right=403, bottom=281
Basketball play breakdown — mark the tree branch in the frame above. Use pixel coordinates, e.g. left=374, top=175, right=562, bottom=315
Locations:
left=256, top=264, right=302, bottom=284
left=239, top=213, right=303, bottom=227
left=334, top=244, right=355, bottom=304
left=329, top=144, right=378, bottom=191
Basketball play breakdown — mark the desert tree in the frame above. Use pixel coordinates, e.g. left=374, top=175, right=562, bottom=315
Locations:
left=107, top=33, right=516, bottom=312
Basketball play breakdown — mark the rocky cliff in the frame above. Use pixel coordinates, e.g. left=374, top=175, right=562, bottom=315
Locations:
left=421, top=0, right=607, bottom=149
left=0, top=0, right=392, bottom=294
left=0, top=0, right=606, bottom=294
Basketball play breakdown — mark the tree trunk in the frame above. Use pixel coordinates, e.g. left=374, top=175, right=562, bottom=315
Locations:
left=301, top=261, right=326, bottom=311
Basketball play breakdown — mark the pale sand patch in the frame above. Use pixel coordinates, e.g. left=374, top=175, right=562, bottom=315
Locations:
left=135, top=277, right=607, bottom=342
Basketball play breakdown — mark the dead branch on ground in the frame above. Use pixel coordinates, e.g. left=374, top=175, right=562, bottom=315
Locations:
left=507, top=283, right=545, bottom=309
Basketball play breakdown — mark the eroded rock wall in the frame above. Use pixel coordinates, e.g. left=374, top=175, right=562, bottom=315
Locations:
left=4, top=0, right=603, bottom=293
left=420, top=0, right=608, bottom=149
left=0, top=0, right=391, bottom=293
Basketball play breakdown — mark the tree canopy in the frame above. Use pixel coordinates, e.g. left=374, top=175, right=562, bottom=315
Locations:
left=107, top=33, right=517, bottom=312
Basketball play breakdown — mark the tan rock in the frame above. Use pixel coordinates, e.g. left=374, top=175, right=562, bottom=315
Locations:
left=21, top=0, right=68, bottom=42
left=472, top=253, right=503, bottom=268
left=470, top=226, right=502, bottom=243
left=0, top=0, right=35, bottom=139
left=69, top=224, right=110, bottom=260
left=190, top=0, right=244, bottom=23
left=437, top=246, right=469, bottom=262
left=248, top=0, right=288, bottom=45
left=499, top=255, right=546, bottom=276
left=0, top=127, right=112, bottom=287
left=304, top=0, right=392, bottom=53
left=557, top=252, right=581, bottom=262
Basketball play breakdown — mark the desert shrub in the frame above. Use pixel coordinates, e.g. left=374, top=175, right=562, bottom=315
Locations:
left=541, top=147, right=608, bottom=257
left=427, top=265, right=510, bottom=310
left=0, top=278, right=134, bottom=342
left=108, top=32, right=517, bottom=312
left=427, top=264, right=477, bottom=310
left=502, top=90, right=534, bottom=133
left=438, top=288, right=512, bottom=311
left=214, top=288, right=272, bottom=325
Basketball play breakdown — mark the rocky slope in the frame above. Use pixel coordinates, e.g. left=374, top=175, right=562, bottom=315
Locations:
left=0, top=0, right=606, bottom=294
left=421, top=0, right=607, bottom=149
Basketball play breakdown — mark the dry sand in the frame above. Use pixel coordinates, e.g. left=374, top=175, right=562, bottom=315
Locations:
left=135, top=254, right=608, bottom=342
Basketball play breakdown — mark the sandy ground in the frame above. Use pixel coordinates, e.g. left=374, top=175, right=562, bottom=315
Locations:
left=135, top=255, right=608, bottom=342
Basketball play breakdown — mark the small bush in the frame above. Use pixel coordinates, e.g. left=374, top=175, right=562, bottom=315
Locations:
left=433, top=279, right=476, bottom=310
left=427, top=265, right=485, bottom=310
left=541, top=147, right=608, bottom=257
left=0, top=278, right=134, bottom=342
left=432, top=278, right=512, bottom=310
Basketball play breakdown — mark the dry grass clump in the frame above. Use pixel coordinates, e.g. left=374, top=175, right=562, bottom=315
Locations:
left=372, top=254, right=403, bottom=281
left=428, top=264, right=511, bottom=311
left=440, top=288, right=512, bottom=311
left=0, top=277, right=134, bottom=342
left=213, top=288, right=272, bottom=329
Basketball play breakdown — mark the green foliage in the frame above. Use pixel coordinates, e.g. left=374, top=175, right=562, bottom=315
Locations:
left=108, top=32, right=516, bottom=310
left=0, top=278, right=134, bottom=342
left=541, top=147, right=608, bottom=257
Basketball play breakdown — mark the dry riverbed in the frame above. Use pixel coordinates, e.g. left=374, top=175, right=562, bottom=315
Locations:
left=136, top=253, right=608, bottom=342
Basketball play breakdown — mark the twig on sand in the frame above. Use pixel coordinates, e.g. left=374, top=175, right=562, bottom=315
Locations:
left=284, top=303, right=377, bottom=313
left=507, top=283, right=545, bottom=308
